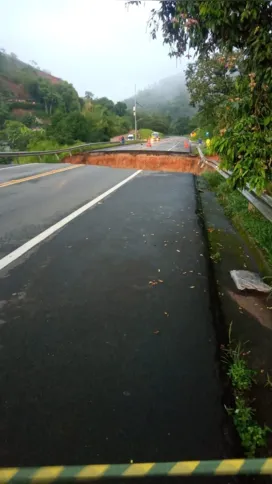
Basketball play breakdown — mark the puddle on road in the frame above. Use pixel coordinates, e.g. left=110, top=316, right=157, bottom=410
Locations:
left=63, top=152, right=213, bottom=174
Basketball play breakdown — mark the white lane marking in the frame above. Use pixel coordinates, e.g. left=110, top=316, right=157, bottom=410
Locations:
left=0, top=163, right=40, bottom=171
left=167, top=140, right=182, bottom=151
left=0, top=170, right=142, bottom=271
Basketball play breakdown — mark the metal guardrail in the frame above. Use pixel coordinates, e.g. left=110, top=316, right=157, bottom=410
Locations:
left=0, top=141, right=123, bottom=159
left=197, top=146, right=272, bottom=223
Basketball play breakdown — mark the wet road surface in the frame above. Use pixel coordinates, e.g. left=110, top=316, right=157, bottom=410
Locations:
left=0, top=140, right=227, bottom=474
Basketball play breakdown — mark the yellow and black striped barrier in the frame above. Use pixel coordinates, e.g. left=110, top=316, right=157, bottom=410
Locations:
left=1, top=459, right=272, bottom=482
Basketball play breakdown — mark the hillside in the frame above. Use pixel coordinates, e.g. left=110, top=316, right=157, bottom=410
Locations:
left=124, top=73, right=196, bottom=121
left=0, top=51, right=81, bottom=130
left=0, top=52, right=62, bottom=101
left=0, top=51, right=134, bottom=155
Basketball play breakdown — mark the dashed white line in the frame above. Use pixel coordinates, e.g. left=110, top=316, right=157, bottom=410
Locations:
left=0, top=169, right=142, bottom=271
left=168, top=141, right=182, bottom=151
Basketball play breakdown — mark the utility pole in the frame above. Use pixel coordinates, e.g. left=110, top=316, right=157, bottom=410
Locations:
left=134, top=84, right=137, bottom=141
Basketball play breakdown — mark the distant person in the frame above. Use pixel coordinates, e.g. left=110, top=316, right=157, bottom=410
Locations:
left=121, top=136, right=125, bottom=145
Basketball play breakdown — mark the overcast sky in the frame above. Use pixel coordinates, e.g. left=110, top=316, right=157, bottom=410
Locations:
left=0, top=0, right=188, bottom=101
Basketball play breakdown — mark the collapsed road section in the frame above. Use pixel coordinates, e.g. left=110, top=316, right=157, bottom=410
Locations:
left=62, top=151, right=212, bottom=174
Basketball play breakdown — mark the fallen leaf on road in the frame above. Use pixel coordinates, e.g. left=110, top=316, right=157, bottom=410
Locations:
left=190, top=286, right=195, bottom=289
left=164, top=312, right=169, bottom=317
left=149, top=280, right=158, bottom=286
left=153, top=330, right=160, bottom=335
left=158, top=269, right=161, bottom=272
left=200, top=254, right=203, bottom=257
left=189, top=270, right=193, bottom=273
left=176, top=249, right=180, bottom=252
left=158, top=279, right=164, bottom=283
left=182, top=272, right=187, bottom=275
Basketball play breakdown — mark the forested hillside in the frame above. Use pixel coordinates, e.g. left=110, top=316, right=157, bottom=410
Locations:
left=124, top=73, right=196, bottom=134
left=0, top=50, right=134, bottom=158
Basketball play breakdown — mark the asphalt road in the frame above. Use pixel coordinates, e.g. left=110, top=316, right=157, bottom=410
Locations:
left=0, top=138, right=228, bottom=476
left=103, top=136, right=191, bottom=153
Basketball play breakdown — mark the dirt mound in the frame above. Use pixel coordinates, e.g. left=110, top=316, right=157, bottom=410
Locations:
left=64, top=152, right=212, bottom=174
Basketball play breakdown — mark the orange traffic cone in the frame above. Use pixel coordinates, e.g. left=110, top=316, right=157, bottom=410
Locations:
left=146, top=138, right=151, bottom=147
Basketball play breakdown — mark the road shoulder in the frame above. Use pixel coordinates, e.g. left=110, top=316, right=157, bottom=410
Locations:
left=197, top=175, right=272, bottom=458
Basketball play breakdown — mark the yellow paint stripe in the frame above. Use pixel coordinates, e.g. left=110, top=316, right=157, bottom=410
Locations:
left=215, top=459, right=245, bottom=475
left=0, top=468, right=19, bottom=483
left=261, top=459, right=272, bottom=474
left=168, top=461, right=200, bottom=475
left=32, top=466, right=64, bottom=482
left=0, top=165, right=83, bottom=188
left=77, top=465, right=109, bottom=479
left=123, top=463, right=154, bottom=477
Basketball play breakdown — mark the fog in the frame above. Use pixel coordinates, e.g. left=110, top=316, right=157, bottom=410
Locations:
left=0, top=0, right=188, bottom=101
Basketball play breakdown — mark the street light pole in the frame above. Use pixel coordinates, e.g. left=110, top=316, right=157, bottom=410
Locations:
left=134, top=84, right=137, bottom=141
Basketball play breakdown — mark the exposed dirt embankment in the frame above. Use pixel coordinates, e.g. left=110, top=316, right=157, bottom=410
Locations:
left=63, top=152, right=212, bottom=174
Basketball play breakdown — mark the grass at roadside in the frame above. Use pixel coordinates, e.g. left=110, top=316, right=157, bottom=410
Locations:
left=221, top=324, right=270, bottom=456
left=202, top=171, right=272, bottom=268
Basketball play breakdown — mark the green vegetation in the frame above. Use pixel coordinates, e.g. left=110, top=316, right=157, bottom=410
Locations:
left=221, top=324, right=270, bottom=456
left=203, top=171, right=272, bottom=267
left=124, top=74, right=196, bottom=134
left=132, top=0, right=272, bottom=191
left=138, top=128, right=153, bottom=139
left=210, top=251, right=221, bottom=264
left=1, top=51, right=189, bottom=161
left=0, top=51, right=136, bottom=160
left=229, top=396, right=269, bottom=457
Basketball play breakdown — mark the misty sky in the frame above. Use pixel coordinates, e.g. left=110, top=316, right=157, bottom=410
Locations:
left=0, top=0, right=188, bottom=101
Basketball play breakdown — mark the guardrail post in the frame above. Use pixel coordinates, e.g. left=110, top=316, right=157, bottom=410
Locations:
left=55, top=153, right=59, bottom=161
left=38, top=156, right=42, bottom=163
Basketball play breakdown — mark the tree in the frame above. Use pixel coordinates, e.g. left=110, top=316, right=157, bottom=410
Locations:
left=0, top=97, right=9, bottom=129
left=84, top=91, right=94, bottom=100
left=94, top=97, right=114, bottom=112
left=131, top=0, right=272, bottom=191
left=185, top=53, right=237, bottom=130
left=47, top=111, right=89, bottom=144
left=38, top=79, right=59, bottom=114
left=21, top=113, right=36, bottom=128
left=114, top=102, right=127, bottom=117
left=2, top=120, right=44, bottom=150
left=171, top=116, right=190, bottom=135
left=55, top=81, right=80, bottom=113
left=30, top=60, right=39, bottom=69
